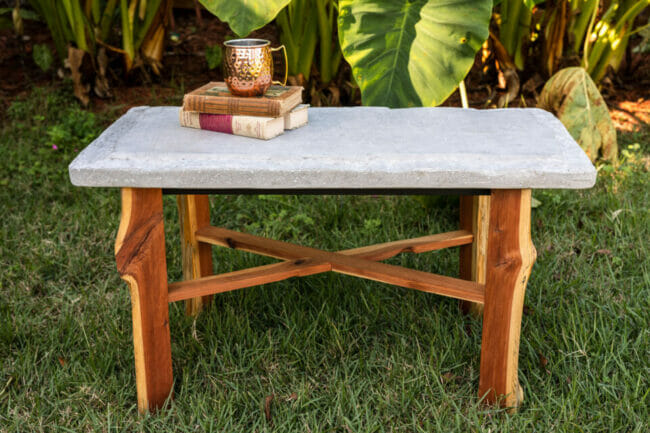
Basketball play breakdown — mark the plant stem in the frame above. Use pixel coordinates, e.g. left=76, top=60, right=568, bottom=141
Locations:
left=572, top=0, right=598, bottom=53
left=100, top=0, right=118, bottom=41
left=458, top=80, right=468, bottom=109
left=316, top=0, right=333, bottom=84
left=582, top=0, right=600, bottom=69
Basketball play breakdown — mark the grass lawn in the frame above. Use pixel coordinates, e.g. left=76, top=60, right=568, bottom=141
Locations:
left=0, top=85, right=648, bottom=432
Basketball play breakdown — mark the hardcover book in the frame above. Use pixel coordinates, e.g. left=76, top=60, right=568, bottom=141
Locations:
left=284, top=104, right=309, bottom=130
left=179, top=107, right=285, bottom=140
left=179, top=104, right=309, bottom=140
left=182, top=82, right=303, bottom=117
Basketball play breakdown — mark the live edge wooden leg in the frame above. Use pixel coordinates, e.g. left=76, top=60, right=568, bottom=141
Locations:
left=115, top=188, right=173, bottom=413
left=459, top=195, right=489, bottom=316
left=177, top=194, right=214, bottom=316
left=478, top=189, right=536, bottom=410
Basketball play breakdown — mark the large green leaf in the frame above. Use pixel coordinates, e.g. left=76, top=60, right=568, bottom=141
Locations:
left=199, top=0, right=290, bottom=37
left=338, top=0, right=491, bottom=107
left=538, top=67, right=617, bottom=163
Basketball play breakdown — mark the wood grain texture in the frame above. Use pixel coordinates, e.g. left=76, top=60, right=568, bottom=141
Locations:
left=177, top=194, right=214, bottom=316
left=194, top=226, right=484, bottom=303
left=115, top=188, right=173, bottom=413
left=478, top=189, right=536, bottom=410
left=168, top=258, right=331, bottom=302
left=339, top=230, right=473, bottom=261
left=332, top=253, right=484, bottom=303
left=168, top=230, right=474, bottom=302
left=196, top=227, right=472, bottom=262
left=459, top=195, right=490, bottom=316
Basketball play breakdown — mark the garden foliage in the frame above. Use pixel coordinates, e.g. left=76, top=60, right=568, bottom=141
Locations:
left=495, top=0, right=649, bottom=81
left=199, top=0, right=290, bottom=38
left=199, top=0, right=648, bottom=108
left=27, top=0, right=171, bottom=73
left=18, top=1, right=649, bottom=111
left=338, top=0, right=491, bottom=107
left=275, top=0, right=341, bottom=85
left=201, top=0, right=493, bottom=108
left=538, top=67, right=618, bottom=162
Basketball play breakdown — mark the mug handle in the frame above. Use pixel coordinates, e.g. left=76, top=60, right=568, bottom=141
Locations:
left=270, top=45, right=288, bottom=86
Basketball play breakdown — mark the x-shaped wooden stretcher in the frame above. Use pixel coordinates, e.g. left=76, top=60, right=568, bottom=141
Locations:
left=167, top=226, right=485, bottom=304
left=117, top=189, right=534, bottom=414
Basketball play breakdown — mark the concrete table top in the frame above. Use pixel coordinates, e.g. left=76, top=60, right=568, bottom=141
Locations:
left=69, top=106, right=596, bottom=190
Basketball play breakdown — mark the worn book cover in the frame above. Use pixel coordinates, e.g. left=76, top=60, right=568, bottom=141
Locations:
left=179, top=107, right=285, bottom=140
left=183, top=82, right=303, bottom=117
left=284, top=104, right=309, bottom=130
left=179, top=104, right=309, bottom=139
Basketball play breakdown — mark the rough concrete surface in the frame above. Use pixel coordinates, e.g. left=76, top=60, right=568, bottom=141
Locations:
left=69, top=106, right=596, bottom=190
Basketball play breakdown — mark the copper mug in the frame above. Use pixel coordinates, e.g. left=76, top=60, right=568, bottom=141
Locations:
left=223, top=39, right=288, bottom=97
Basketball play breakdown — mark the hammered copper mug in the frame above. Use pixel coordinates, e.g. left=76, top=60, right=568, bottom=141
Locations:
left=223, top=39, right=288, bottom=97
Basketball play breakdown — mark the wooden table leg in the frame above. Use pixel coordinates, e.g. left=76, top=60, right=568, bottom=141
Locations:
left=177, top=194, right=214, bottom=316
left=115, top=188, right=173, bottom=413
left=459, top=195, right=490, bottom=316
left=478, top=189, right=536, bottom=410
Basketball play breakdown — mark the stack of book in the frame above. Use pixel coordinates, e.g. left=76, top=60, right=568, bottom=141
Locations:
left=180, top=81, right=308, bottom=140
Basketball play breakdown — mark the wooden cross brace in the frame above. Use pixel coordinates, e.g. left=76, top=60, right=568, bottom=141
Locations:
left=167, top=226, right=485, bottom=304
left=118, top=189, right=534, bottom=413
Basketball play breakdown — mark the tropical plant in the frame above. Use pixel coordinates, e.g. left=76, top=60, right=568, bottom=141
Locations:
left=200, top=0, right=492, bottom=108
left=540, top=0, right=649, bottom=77
left=27, top=0, right=171, bottom=73
left=496, top=0, right=543, bottom=70
left=198, top=0, right=290, bottom=37
left=276, top=0, right=342, bottom=86
left=314, top=0, right=341, bottom=84
left=24, top=0, right=171, bottom=104
left=276, top=0, right=319, bottom=81
left=275, top=0, right=341, bottom=85
left=494, top=0, right=650, bottom=80
left=581, top=0, right=650, bottom=82
left=538, top=67, right=617, bottom=162
left=200, top=0, right=340, bottom=86
left=338, top=0, right=491, bottom=107
left=27, top=0, right=84, bottom=62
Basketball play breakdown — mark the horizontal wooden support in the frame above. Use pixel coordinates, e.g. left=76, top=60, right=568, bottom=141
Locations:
left=168, top=258, right=330, bottom=302
left=169, top=230, right=473, bottom=302
left=339, top=230, right=473, bottom=261
left=171, top=227, right=484, bottom=303
left=196, top=227, right=472, bottom=261
left=332, top=255, right=485, bottom=303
